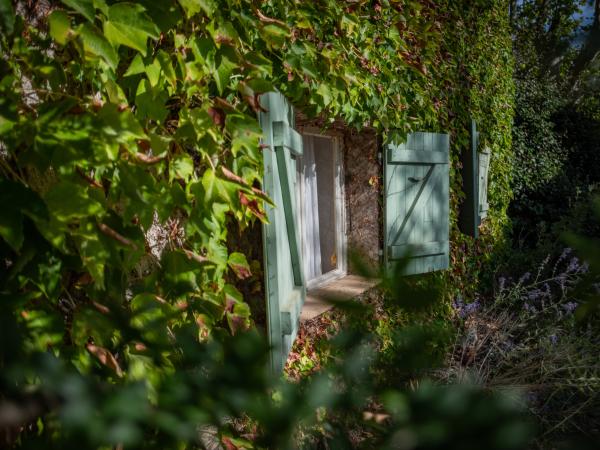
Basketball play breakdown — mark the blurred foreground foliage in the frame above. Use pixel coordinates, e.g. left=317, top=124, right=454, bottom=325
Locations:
left=1, top=258, right=535, bottom=449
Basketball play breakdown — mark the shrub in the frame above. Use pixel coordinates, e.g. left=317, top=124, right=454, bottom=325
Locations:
left=444, top=249, right=600, bottom=447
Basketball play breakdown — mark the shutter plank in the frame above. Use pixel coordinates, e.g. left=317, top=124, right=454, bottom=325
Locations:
left=384, top=132, right=450, bottom=275
left=389, top=240, right=449, bottom=259
left=275, top=146, right=304, bottom=286
left=388, top=148, right=449, bottom=164
left=273, top=121, right=303, bottom=156
left=260, top=92, right=305, bottom=373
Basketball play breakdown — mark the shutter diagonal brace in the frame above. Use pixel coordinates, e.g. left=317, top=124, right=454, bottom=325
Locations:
left=388, top=164, right=444, bottom=250
left=388, top=164, right=432, bottom=244
left=273, top=121, right=304, bottom=287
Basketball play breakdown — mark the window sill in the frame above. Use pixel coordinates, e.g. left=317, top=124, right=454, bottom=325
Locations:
left=300, top=275, right=378, bottom=322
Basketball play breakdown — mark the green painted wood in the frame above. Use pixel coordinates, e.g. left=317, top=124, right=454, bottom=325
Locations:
left=459, top=119, right=480, bottom=238
left=384, top=132, right=450, bottom=276
left=275, top=144, right=304, bottom=286
left=387, top=147, right=449, bottom=164
left=478, top=147, right=490, bottom=219
left=273, top=121, right=303, bottom=156
left=259, top=92, right=306, bottom=373
left=389, top=240, right=449, bottom=259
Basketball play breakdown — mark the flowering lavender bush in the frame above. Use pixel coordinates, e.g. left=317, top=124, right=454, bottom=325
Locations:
left=445, top=249, right=600, bottom=446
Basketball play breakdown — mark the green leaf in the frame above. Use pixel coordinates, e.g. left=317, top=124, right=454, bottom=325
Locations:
left=202, top=168, right=238, bottom=206
left=178, top=0, right=216, bottom=18
left=0, top=210, right=23, bottom=252
left=62, top=0, right=95, bottom=23
left=79, top=23, right=118, bottom=70
left=171, top=153, right=195, bottom=182
left=0, top=0, right=15, bottom=35
left=49, top=11, right=72, bottom=45
left=135, top=78, right=168, bottom=123
left=260, top=23, right=290, bottom=48
left=214, top=53, right=237, bottom=95
left=103, top=3, right=160, bottom=53
left=124, top=54, right=145, bottom=77
left=227, top=252, right=251, bottom=280
left=44, top=181, right=104, bottom=221
left=161, top=251, right=199, bottom=297
left=156, top=50, right=177, bottom=88
left=97, top=103, right=146, bottom=144
left=75, top=221, right=109, bottom=289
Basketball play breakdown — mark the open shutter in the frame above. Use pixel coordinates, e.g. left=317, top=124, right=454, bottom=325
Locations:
left=259, top=92, right=305, bottom=373
left=459, top=119, right=480, bottom=237
left=478, top=147, right=490, bottom=219
left=384, top=132, right=450, bottom=275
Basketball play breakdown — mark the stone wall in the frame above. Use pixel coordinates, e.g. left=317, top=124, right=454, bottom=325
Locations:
left=342, top=127, right=381, bottom=271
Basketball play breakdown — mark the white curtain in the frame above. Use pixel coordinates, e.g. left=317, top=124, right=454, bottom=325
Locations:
left=300, top=136, right=322, bottom=281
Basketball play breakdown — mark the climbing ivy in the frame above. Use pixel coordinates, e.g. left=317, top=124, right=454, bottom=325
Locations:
left=0, top=0, right=446, bottom=367
left=0, top=0, right=515, bottom=445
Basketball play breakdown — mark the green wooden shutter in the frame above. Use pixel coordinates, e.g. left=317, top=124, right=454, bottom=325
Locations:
left=259, top=92, right=305, bottom=373
left=384, top=132, right=450, bottom=275
left=459, top=120, right=491, bottom=236
left=478, top=147, right=490, bottom=219
left=459, top=119, right=480, bottom=238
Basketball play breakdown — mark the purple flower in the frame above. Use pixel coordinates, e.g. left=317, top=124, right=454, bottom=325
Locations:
left=557, top=273, right=568, bottom=288
left=543, top=283, right=551, bottom=296
left=558, top=247, right=572, bottom=263
left=562, top=301, right=578, bottom=314
left=581, top=262, right=590, bottom=273
left=566, top=257, right=580, bottom=273
left=519, top=272, right=531, bottom=283
left=463, top=301, right=480, bottom=316
left=549, top=334, right=558, bottom=346
left=498, top=277, right=506, bottom=291
left=453, top=296, right=480, bottom=318
left=523, top=302, right=536, bottom=313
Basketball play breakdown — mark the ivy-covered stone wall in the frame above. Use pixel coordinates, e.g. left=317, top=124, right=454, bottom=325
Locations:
left=292, top=1, right=515, bottom=303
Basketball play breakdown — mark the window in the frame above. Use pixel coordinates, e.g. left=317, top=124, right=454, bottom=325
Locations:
left=296, top=133, right=347, bottom=290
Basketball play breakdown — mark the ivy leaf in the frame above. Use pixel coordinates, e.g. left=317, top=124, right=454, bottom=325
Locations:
left=49, top=10, right=72, bottom=45
left=156, top=50, right=177, bottom=88
left=161, top=251, right=200, bottom=297
left=135, top=78, right=168, bottom=123
left=44, top=181, right=104, bottom=221
left=124, top=54, right=145, bottom=77
left=75, top=221, right=110, bottom=289
left=0, top=211, right=23, bottom=252
left=202, top=168, right=238, bottom=206
left=79, top=23, right=118, bottom=70
left=178, top=0, right=215, bottom=18
left=214, top=53, right=237, bottom=95
left=171, top=153, right=195, bottom=182
left=227, top=252, right=251, bottom=280
left=62, top=0, right=95, bottom=23
left=223, top=284, right=250, bottom=334
left=259, top=23, right=290, bottom=49
left=103, top=3, right=160, bottom=54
